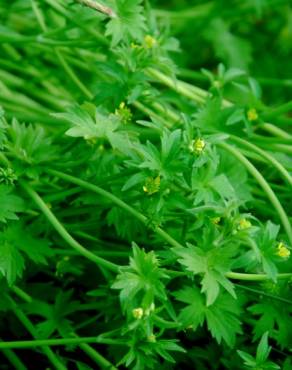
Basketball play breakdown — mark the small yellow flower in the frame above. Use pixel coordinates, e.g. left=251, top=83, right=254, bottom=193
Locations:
left=211, top=217, right=221, bottom=225
left=247, top=108, right=258, bottom=122
left=132, top=307, right=144, bottom=319
left=144, top=35, right=157, bottom=48
left=213, top=80, right=222, bottom=89
left=143, top=176, right=161, bottom=195
left=115, top=101, right=132, bottom=124
left=189, top=138, right=206, bottom=154
left=276, top=242, right=290, bottom=258
left=147, top=334, right=156, bottom=343
left=238, top=218, right=251, bottom=230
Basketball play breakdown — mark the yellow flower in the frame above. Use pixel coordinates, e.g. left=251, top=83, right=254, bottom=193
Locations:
left=147, top=334, right=156, bottom=342
left=213, top=80, right=222, bottom=89
left=238, top=218, right=251, bottom=230
left=143, top=176, right=161, bottom=195
left=132, top=307, right=144, bottom=319
left=277, top=242, right=290, bottom=258
left=247, top=108, right=258, bottom=122
left=115, top=101, right=132, bottom=124
left=189, top=138, right=206, bottom=154
left=144, top=35, right=157, bottom=48
left=211, top=217, right=221, bottom=225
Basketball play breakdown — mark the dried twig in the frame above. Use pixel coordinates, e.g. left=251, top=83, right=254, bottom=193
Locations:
left=74, top=0, right=117, bottom=18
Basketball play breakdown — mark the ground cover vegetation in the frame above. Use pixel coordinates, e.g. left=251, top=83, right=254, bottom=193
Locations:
left=0, top=0, right=292, bottom=369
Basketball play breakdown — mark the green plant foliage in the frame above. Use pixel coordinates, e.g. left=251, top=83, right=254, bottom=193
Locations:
left=0, top=0, right=291, bottom=368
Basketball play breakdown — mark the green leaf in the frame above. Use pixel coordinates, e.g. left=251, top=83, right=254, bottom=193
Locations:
left=210, top=174, right=235, bottom=200
left=25, top=290, right=79, bottom=338
left=175, top=244, right=236, bottom=305
left=256, top=332, right=270, bottom=363
left=106, top=0, right=146, bottom=46
left=5, top=119, right=56, bottom=165
left=0, top=185, right=24, bottom=223
left=54, top=105, right=131, bottom=153
left=175, top=286, right=242, bottom=347
left=0, top=238, right=24, bottom=286
left=112, top=243, right=169, bottom=311
left=0, top=224, right=52, bottom=285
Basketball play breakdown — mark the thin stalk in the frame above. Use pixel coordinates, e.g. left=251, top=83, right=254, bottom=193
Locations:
left=79, top=343, right=118, bottom=369
left=256, top=77, right=292, bottom=87
left=0, top=337, right=125, bottom=350
left=236, top=284, right=292, bottom=305
left=20, top=181, right=119, bottom=273
left=0, top=341, right=27, bottom=370
left=9, top=299, right=66, bottom=370
left=31, top=0, right=93, bottom=100
left=147, top=68, right=206, bottom=103
left=54, top=49, right=93, bottom=99
left=74, top=0, right=117, bottom=18
left=218, top=142, right=292, bottom=245
left=259, top=123, right=292, bottom=139
left=133, top=101, right=167, bottom=126
left=265, top=143, right=292, bottom=154
left=226, top=272, right=292, bottom=281
left=230, top=136, right=292, bottom=186
left=262, top=100, right=292, bottom=120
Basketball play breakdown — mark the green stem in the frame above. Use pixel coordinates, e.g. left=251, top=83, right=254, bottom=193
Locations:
left=9, top=299, right=66, bottom=370
left=55, top=49, right=93, bottom=99
left=79, top=343, right=118, bottom=369
left=236, top=284, right=292, bottom=305
left=0, top=340, right=27, bottom=370
left=259, top=123, right=292, bottom=139
left=147, top=68, right=206, bottom=103
left=266, top=143, right=292, bottom=154
left=230, top=136, right=292, bottom=186
left=218, top=142, right=292, bottom=245
left=31, top=0, right=93, bottom=100
left=74, top=0, right=117, bottom=18
left=262, top=100, right=292, bottom=120
left=226, top=272, right=292, bottom=281
left=20, top=181, right=119, bottom=273
left=0, top=337, right=125, bottom=350
left=256, top=77, right=292, bottom=88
